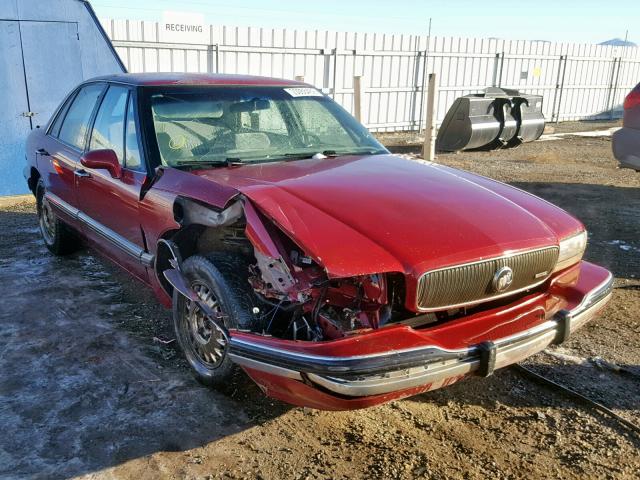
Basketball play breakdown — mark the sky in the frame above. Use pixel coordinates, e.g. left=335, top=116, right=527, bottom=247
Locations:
left=91, top=0, right=638, bottom=45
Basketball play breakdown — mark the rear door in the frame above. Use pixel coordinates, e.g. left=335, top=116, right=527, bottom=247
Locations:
left=76, top=85, right=150, bottom=282
left=44, top=83, right=105, bottom=222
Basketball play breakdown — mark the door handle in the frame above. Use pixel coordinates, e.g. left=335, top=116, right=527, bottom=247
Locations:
left=36, top=148, right=50, bottom=156
left=74, top=169, right=92, bottom=178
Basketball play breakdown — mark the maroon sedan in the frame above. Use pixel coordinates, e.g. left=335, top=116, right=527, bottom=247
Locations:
left=25, top=73, right=612, bottom=410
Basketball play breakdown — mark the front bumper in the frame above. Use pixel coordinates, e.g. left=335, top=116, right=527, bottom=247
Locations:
left=229, top=262, right=613, bottom=408
left=305, top=270, right=612, bottom=397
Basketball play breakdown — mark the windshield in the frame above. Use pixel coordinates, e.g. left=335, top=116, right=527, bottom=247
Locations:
left=144, top=86, right=387, bottom=167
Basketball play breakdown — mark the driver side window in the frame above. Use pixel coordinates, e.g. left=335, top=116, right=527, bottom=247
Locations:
left=90, top=86, right=128, bottom=165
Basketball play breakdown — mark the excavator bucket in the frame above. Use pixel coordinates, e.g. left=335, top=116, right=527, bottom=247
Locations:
left=436, top=88, right=545, bottom=152
left=509, top=94, right=545, bottom=146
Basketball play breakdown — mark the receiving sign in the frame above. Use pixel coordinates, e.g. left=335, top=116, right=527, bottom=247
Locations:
left=160, top=11, right=208, bottom=44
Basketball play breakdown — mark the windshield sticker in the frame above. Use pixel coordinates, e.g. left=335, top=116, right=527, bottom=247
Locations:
left=284, top=87, right=324, bottom=98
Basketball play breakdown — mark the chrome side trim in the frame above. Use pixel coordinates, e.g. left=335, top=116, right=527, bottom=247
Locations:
left=46, top=192, right=79, bottom=218
left=45, top=192, right=154, bottom=268
left=230, top=269, right=613, bottom=397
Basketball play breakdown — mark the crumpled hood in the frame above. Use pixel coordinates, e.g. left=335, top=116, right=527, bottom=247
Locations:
left=195, top=154, right=583, bottom=278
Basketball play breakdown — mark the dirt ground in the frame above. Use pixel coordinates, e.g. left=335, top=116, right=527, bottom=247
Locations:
left=1, top=125, right=639, bottom=479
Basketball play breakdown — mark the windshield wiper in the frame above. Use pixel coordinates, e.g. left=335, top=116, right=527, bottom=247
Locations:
left=281, top=148, right=385, bottom=161
left=173, top=158, right=244, bottom=169
left=280, top=150, right=339, bottom=161
left=332, top=148, right=387, bottom=156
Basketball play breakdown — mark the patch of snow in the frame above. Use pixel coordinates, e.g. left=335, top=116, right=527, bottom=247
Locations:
left=605, top=239, right=639, bottom=253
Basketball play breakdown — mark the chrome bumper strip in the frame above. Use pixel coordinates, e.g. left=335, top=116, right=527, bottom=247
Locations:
left=229, top=337, right=471, bottom=376
left=230, top=272, right=613, bottom=397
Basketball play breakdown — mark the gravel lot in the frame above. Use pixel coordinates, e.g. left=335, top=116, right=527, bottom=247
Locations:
left=0, top=124, right=638, bottom=479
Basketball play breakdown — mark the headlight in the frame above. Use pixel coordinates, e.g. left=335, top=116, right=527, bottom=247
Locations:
left=554, top=230, right=587, bottom=272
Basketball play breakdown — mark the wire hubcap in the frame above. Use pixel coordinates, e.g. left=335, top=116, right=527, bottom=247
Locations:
left=39, top=196, right=55, bottom=244
left=185, top=282, right=228, bottom=368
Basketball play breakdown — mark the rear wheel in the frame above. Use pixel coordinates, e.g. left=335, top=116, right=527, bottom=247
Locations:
left=36, top=181, right=79, bottom=255
left=173, top=254, right=257, bottom=387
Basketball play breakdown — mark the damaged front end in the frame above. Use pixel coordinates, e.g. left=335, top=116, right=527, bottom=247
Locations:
left=161, top=196, right=613, bottom=410
left=164, top=194, right=406, bottom=343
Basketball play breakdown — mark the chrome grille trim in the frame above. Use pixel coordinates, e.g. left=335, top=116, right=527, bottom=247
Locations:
left=416, top=246, right=560, bottom=312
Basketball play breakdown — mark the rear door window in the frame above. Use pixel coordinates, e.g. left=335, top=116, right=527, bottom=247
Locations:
left=89, top=85, right=129, bottom=164
left=58, top=84, right=104, bottom=150
left=49, top=92, right=76, bottom=138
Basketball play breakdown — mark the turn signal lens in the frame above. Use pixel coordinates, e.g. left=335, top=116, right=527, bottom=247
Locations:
left=623, top=85, right=640, bottom=110
left=52, top=158, right=64, bottom=175
left=554, top=231, right=588, bottom=272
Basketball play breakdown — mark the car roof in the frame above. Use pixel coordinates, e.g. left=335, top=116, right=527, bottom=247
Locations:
left=87, top=72, right=308, bottom=87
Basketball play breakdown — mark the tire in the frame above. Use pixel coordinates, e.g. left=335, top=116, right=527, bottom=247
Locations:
left=36, top=180, right=79, bottom=255
left=173, top=253, right=257, bottom=387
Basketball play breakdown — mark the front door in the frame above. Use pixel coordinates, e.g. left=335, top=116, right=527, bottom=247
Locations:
left=76, top=85, right=150, bottom=282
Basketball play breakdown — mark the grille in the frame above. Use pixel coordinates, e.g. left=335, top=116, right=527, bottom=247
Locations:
left=416, top=247, right=559, bottom=311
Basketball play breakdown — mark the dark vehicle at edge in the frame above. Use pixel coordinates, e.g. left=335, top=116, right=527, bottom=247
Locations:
left=613, top=82, right=640, bottom=171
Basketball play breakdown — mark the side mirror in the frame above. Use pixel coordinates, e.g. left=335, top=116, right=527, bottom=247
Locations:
left=81, top=149, right=122, bottom=178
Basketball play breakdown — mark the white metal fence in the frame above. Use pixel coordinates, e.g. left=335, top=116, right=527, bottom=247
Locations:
left=102, top=19, right=640, bottom=132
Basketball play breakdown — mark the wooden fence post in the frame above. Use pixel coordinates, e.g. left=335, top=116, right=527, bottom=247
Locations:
left=353, top=75, right=365, bottom=124
left=422, top=73, right=437, bottom=161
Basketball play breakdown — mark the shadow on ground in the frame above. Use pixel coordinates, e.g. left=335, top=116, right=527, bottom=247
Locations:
left=0, top=206, right=289, bottom=479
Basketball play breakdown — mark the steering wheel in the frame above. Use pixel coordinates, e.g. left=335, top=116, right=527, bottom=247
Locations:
left=300, top=132, right=322, bottom=148
left=192, top=130, right=233, bottom=156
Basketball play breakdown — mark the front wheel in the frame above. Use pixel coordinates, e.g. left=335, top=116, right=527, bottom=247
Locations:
left=173, top=254, right=256, bottom=387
